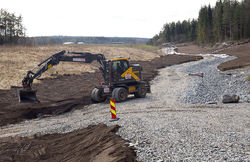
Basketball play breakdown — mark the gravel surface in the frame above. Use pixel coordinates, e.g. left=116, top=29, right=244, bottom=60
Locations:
left=0, top=54, right=249, bottom=161
left=180, top=54, right=250, bottom=104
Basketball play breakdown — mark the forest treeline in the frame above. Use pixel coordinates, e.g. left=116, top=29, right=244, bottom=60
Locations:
left=148, top=0, right=250, bottom=45
left=0, top=9, right=26, bottom=45
left=30, top=36, right=148, bottom=45
left=0, top=9, right=148, bottom=46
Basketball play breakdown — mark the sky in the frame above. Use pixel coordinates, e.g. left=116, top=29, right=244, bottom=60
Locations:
left=1, top=0, right=218, bottom=38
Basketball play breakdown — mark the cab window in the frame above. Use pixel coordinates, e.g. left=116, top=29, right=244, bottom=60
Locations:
left=111, top=60, right=129, bottom=74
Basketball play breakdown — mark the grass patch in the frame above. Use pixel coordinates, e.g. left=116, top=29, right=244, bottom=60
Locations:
left=129, top=44, right=160, bottom=50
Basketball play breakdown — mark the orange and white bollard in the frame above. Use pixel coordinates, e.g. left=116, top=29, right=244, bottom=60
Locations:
left=110, top=99, right=119, bottom=122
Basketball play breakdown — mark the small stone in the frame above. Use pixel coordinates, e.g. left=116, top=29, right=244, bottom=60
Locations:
left=206, top=101, right=217, bottom=104
left=222, top=95, right=240, bottom=103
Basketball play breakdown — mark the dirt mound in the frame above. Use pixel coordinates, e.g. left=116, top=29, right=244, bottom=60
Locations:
left=0, top=55, right=199, bottom=127
left=176, top=43, right=209, bottom=54
left=0, top=124, right=136, bottom=162
left=177, top=42, right=250, bottom=71
left=216, top=43, right=250, bottom=71
left=0, top=73, right=97, bottom=126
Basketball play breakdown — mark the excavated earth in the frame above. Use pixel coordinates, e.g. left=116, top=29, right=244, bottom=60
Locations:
left=0, top=124, right=136, bottom=162
left=0, top=54, right=199, bottom=161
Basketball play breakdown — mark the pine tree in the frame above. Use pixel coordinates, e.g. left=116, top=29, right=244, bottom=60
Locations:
left=213, top=0, right=223, bottom=41
left=243, top=0, right=250, bottom=38
left=0, top=9, right=25, bottom=44
left=197, top=6, right=209, bottom=43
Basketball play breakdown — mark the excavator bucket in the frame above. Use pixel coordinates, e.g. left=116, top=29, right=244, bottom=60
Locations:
left=18, top=89, right=40, bottom=103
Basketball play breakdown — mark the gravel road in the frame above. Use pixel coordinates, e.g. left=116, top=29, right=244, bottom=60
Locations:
left=0, top=54, right=249, bottom=161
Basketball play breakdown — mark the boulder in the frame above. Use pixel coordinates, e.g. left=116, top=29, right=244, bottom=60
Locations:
left=222, top=95, right=240, bottom=103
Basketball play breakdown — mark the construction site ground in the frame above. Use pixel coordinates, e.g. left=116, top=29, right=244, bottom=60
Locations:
left=0, top=45, right=197, bottom=161
left=0, top=44, right=249, bottom=161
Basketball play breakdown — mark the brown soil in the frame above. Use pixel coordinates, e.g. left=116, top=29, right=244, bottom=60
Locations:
left=0, top=124, right=136, bottom=162
left=0, top=54, right=200, bottom=127
left=176, top=43, right=210, bottom=54
left=177, top=42, right=250, bottom=71
left=216, top=43, right=250, bottom=71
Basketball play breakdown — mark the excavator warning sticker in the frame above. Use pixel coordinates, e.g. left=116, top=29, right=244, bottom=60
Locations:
left=104, top=87, right=110, bottom=93
left=73, top=58, right=86, bottom=62
left=125, top=74, right=131, bottom=79
left=121, top=67, right=139, bottom=80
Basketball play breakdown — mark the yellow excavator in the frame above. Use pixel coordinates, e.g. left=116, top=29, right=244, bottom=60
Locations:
left=18, top=50, right=150, bottom=103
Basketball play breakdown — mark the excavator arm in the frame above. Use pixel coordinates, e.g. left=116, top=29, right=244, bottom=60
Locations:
left=19, top=50, right=106, bottom=103
left=22, top=50, right=105, bottom=88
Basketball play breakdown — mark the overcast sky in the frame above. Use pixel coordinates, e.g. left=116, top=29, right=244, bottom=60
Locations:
left=2, top=0, right=218, bottom=38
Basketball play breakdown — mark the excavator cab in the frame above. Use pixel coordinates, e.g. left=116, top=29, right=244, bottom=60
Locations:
left=109, top=58, right=142, bottom=84
left=110, top=58, right=130, bottom=82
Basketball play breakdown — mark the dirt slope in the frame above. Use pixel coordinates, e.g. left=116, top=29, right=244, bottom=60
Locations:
left=216, top=43, right=250, bottom=71
left=177, top=42, right=250, bottom=71
left=176, top=43, right=209, bottom=54
left=0, top=124, right=136, bottom=162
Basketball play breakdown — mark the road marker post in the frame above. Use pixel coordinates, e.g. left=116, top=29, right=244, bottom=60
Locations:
left=109, top=99, right=119, bottom=122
